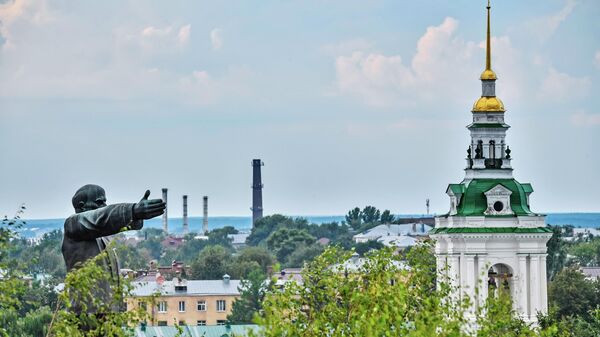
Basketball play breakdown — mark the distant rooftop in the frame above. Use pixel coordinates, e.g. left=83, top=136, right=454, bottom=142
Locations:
left=228, top=233, right=249, bottom=245
left=336, top=253, right=408, bottom=272
left=581, top=267, right=600, bottom=280
left=134, top=324, right=259, bottom=337
left=354, top=223, right=432, bottom=240
left=131, top=278, right=241, bottom=297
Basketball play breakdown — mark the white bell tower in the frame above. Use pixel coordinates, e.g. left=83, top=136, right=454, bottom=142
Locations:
left=430, top=1, right=552, bottom=324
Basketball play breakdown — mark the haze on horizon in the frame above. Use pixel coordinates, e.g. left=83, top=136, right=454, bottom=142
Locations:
left=1, top=0, right=599, bottom=219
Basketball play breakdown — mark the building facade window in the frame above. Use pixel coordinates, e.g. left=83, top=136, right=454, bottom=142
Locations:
left=157, top=301, right=167, bottom=313
left=157, top=321, right=167, bottom=326
left=216, top=300, right=226, bottom=312
left=178, top=320, right=185, bottom=326
left=217, top=320, right=226, bottom=326
left=197, top=320, right=206, bottom=326
left=197, top=300, right=206, bottom=311
left=138, top=301, right=147, bottom=310
left=178, top=301, right=186, bottom=312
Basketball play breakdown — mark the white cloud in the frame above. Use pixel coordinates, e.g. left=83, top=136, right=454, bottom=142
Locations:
left=538, top=67, right=590, bottom=102
left=525, top=0, right=577, bottom=42
left=595, top=51, right=600, bottom=69
left=571, top=110, right=600, bottom=127
left=0, top=0, right=55, bottom=50
left=333, top=17, right=483, bottom=107
left=139, top=24, right=191, bottom=50
left=177, top=24, right=191, bottom=46
left=210, top=28, right=223, bottom=50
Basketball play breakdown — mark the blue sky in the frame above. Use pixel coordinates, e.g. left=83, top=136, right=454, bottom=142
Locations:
left=1, top=0, right=599, bottom=219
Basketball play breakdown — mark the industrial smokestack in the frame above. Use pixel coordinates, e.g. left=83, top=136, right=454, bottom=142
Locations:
left=251, top=159, right=264, bottom=227
left=162, top=188, right=168, bottom=233
left=182, top=195, right=188, bottom=235
left=203, top=196, right=208, bottom=234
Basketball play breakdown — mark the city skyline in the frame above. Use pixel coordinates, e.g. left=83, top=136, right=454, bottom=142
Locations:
left=1, top=0, right=599, bottom=219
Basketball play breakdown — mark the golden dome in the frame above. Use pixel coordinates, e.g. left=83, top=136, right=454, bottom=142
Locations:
left=480, top=69, right=497, bottom=80
left=472, top=96, right=505, bottom=112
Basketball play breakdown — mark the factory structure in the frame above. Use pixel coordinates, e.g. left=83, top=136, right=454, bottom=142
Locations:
left=157, top=189, right=209, bottom=235
left=156, top=158, right=264, bottom=235
left=251, top=159, right=264, bottom=227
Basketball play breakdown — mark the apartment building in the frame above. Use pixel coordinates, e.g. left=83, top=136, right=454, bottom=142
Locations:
left=128, top=275, right=241, bottom=326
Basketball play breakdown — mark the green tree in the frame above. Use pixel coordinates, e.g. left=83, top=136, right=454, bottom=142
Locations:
left=265, top=228, right=315, bottom=263
left=228, top=268, right=268, bottom=324
left=254, top=245, right=469, bottom=336
left=253, top=243, right=550, bottom=337
left=207, top=226, right=238, bottom=248
left=380, top=209, right=395, bottom=223
left=548, top=268, right=600, bottom=320
left=50, top=249, right=150, bottom=337
left=228, top=260, right=262, bottom=279
left=345, top=207, right=362, bottom=230
left=235, top=246, right=275, bottom=274
left=114, top=243, right=149, bottom=270
left=137, top=236, right=163, bottom=261
left=568, top=239, right=600, bottom=267
left=190, top=245, right=232, bottom=279
left=360, top=205, right=381, bottom=225
left=172, top=237, right=208, bottom=264
left=352, top=240, right=384, bottom=256
left=285, top=243, right=324, bottom=268
left=247, top=215, right=308, bottom=246
left=546, top=225, right=567, bottom=281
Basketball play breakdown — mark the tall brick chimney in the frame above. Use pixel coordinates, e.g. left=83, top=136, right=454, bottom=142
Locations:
left=251, top=159, right=264, bottom=227
left=182, top=195, right=188, bottom=235
left=162, top=188, right=168, bottom=233
left=203, top=196, right=208, bottom=234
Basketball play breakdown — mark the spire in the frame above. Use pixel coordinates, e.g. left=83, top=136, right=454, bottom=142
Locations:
left=473, top=0, right=504, bottom=112
left=480, top=0, right=497, bottom=80
left=486, top=0, right=491, bottom=72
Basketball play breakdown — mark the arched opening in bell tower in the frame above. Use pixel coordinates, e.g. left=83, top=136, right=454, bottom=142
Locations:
left=487, top=263, right=514, bottom=299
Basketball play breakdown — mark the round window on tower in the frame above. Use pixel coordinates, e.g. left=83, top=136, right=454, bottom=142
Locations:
left=493, top=201, right=504, bottom=212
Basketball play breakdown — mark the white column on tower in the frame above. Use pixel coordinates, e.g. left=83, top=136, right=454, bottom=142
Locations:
left=540, top=254, right=549, bottom=315
left=529, top=255, right=541, bottom=317
left=450, top=254, right=461, bottom=292
left=465, top=255, right=476, bottom=311
left=518, top=255, right=529, bottom=319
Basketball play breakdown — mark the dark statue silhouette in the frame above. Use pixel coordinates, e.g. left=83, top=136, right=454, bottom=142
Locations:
left=61, top=184, right=165, bottom=317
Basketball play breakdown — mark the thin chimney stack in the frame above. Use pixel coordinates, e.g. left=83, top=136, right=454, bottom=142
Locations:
left=251, top=159, right=264, bottom=227
left=182, top=195, right=188, bottom=235
left=203, top=196, right=209, bottom=234
left=162, top=188, right=168, bottom=233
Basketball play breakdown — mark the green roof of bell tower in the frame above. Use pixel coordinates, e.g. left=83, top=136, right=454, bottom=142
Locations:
left=447, top=178, right=538, bottom=217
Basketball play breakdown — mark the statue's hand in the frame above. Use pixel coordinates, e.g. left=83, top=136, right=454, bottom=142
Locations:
left=133, top=190, right=166, bottom=221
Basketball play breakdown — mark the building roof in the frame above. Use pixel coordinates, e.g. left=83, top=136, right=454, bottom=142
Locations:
left=131, top=279, right=241, bottom=297
left=573, top=228, right=600, bottom=237
left=134, top=325, right=259, bottom=337
left=448, top=179, right=538, bottom=217
left=273, top=268, right=303, bottom=286
left=353, top=223, right=432, bottom=240
left=430, top=227, right=552, bottom=234
left=317, top=237, right=331, bottom=245
left=581, top=267, right=600, bottom=279
left=377, top=235, right=417, bottom=248
left=227, top=233, right=249, bottom=245
left=336, top=253, right=408, bottom=272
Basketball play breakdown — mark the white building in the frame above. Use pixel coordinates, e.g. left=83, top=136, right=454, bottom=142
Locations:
left=227, top=233, right=250, bottom=249
left=353, top=223, right=431, bottom=244
left=353, top=223, right=431, bottom=249
left=429, top=2, right=552, bottom=325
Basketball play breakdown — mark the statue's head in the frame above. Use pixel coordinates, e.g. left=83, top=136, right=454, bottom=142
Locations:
left=72, top=184, right=107, bottom=213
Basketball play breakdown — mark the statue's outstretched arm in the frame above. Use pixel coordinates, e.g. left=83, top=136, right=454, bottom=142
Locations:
left=64, top=203, right=141, bottom=240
